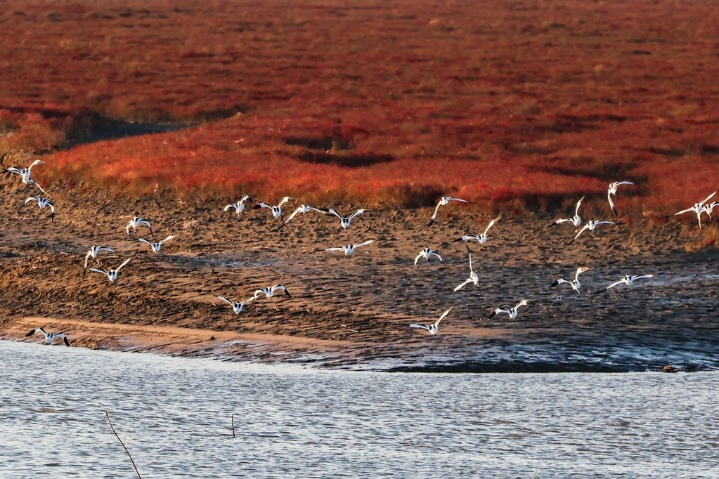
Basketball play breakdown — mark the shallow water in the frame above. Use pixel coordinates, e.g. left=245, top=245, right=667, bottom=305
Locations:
left=1, top=340, right=718, bottom=478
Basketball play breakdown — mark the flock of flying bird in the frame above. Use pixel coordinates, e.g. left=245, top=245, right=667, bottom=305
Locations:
left=3, top=155, right=717, bottom=345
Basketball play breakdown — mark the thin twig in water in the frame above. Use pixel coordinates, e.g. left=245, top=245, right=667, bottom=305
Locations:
left=105, top=410, right=142, bottom=479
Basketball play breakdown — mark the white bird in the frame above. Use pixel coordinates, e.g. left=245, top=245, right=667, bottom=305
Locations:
left=597, top=274, right=654, bottom=293
left=217, top=295, right=255, bottom=315
left=569, top=219, right=615, bottom=243
left=453, top=215, right=502, bottom=245
left=428, top=196, right=468, bottom=226
left=607, top=181, right=634, bottom=216
left=326, top=240, right=374, bottom=255
left=674, top=191, right=717, bottom=229
left=550, top=266, right=590, bottom=294
left=488, top=299, right=529, bottom=320
left=453, top=246, right=479, bottom=292
left=138, top=235, right=175, bottom=254
left=24, top=196, right=55, bottom=221
left=253, top=284, right=292, bottom=300
left=254, top=196, right=292, bottom=219
left=223, top=195, right=253, bottom=215
left=5, top=158, right=46, bottom=194
left=409, top=306, right=453, bottom=335
left=83, top=245, right=114, bottom=269
left=702, top=201, right=718, bottom=219
left=325, top=208, right=366, bottom=230
left=414, top=247, right=443, bottom=266
left=278, top=204, right=325, bottom=229
left=550, top=196, right=584, bottom=227
left=87, top=255, right=135, bottom=283
left=25, top=327, right=70, bottom=346
left=126, top=213, right=153, bottom=236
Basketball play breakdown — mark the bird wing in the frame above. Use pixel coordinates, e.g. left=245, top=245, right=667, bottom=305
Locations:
left=701, top=191, right=717, bottom=206
left=5, top=167, right=22, bottom=175
left=430, top=201, right=443, bottom=221
left=575, top=196, right=585, bottom=215
left=596, top=221, right=615, bottom=226
left=24, top=197, right=39, bottom=205
left=84, top=251, right=93, bottom=268
left=431, top=251, right=443, bottom=262
left=217, top=296, right=236, bottom=307
left=28, top=159, right=43, bottom=170
left=414, top=252, right=423, bottom=265
left=575, top=267, right=588, bottom=281
left=409, top=324, right=430, bottom=331
left=553, top=217, right=571, bottom=225
left=62, top=335, right=70, bottom=346
left=634, top=274, right=654, bottom=281
left=573, top=224, right=590, bottom=241
left=326, top=208, right=343, bottom=219
left=349, top=209, right=366, bottom=220
left=435, top=306, right=453, bottom=326
left=25, top=328, right=39, bottom=337
left=453, top=278, right=472, bottom=292
left=138, top=238, right=152, bottom=246
left=605, top=280, right=624, bottom=290
left=326, top=246, right=345, bottom=252
left=278, top=196, right=292, bottom=207
left=87, top=268, right=108, bottom=277
left=447, top=197, right=468, bottom=203
left=551, top=278, right=568, bottom=287
left=284, top=207, right=303, bottom=223
left=607, top=193, right=617, bottom=216
left=674, top=207, right=693, bottom=216
left=159, top=235, right=175, bottom=245
left=616, top=181, right=634, bottom=187
left=115, top=255, right=134, bottom=272
left=242, top=296, right=255, bottom=305
left=32, top=181, right=47, bottom=195
left=355, top=240, right=374, bottom=248
left=223, top=203, right=237, bottom=212
left=483, top=215, right=501, bottom=235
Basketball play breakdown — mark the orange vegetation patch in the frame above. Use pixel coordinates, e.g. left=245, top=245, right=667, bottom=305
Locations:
left=0, top=0, right=717, bottom=212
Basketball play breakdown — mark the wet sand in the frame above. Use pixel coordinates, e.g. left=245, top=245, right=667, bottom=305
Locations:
left=1, top=189, right=718, bottom=372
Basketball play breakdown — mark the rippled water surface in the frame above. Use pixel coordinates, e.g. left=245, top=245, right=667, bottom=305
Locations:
left=2, top=340, right=718, bottom=478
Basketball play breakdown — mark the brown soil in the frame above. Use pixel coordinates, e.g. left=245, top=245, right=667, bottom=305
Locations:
left=1, top=187, right=717, bottom=372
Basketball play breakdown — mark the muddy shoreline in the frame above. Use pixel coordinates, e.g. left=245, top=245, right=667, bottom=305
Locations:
left=1, top=189, right=717, bottom=372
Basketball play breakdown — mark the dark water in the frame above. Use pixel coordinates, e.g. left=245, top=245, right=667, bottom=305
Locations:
left=1, top=340, right=717, bottom=478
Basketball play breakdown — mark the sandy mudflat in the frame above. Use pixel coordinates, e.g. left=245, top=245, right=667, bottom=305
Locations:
left=1, top=189, right=717, bottom=372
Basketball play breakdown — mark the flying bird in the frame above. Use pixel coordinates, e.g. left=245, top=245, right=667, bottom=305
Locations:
left=428, top=196, right=467, bottom=226
left=414, top=247, right=443, bottom=266
left=25, top=327, right=70, bottom=346
left=325, top=240, right=374, bottom=255
left=453, top=246, right=479, bottom=292
left=596, top=274, right=654, bottom=293
left=569, top=220, right=615, bottom=244
left=253, top=284, right=292, bottom=300
left=702, top=201, right=718, bottom=219
left=607, top=181, right=634, bottom=216
left=487, top=299, right=529, bottom=320
left=138, top=235, right=175, bottom=254
left=409, top=306, right=453, bottom=336
left=254, top=196, right=292, bottom=219
left=83, top=245, right=114, bottom=270
left=5, top=158, right=46, bottom=194
left=550, top=266, right=590, bottom=294
left=223, top=195, right=253, bottom=215
left=453, top=215, right=502, bottom=245
left=126, top=213, right=153, bottom=237
left=550, top=196, right=584, bottom=228
left=674, top=191, right=717, bottom=229
left=86, top=255, right=135, bottom=283
left=325, top=208, right=366, bottom=230
left=23, top=196, right=55, bottom=221
left=277, top=204, right=326, bottom=229
left=217, top=295, right=255, bottom=315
